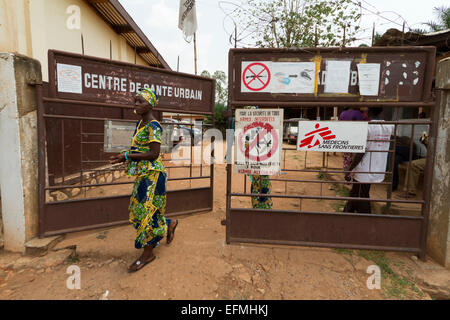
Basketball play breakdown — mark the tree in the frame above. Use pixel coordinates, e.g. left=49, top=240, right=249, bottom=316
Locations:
left=424, top=6, right=450, bottom=32
left=231, top=0, right=361, bottom=48
left=203, top=103, right=228, bottom=135
left=373, top=32, right=382, bottom=45
left=201, top=70, right=228, bottom=105
left=201, top=70, right=228, bottom=134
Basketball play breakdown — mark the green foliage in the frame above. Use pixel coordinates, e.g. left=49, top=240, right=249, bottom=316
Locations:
left=331, top=183, right=349, bottom=212
left=201, top=70, right=227, bottom=105
left=357, top=250, right=425, bottom=299
left=204, top=103, right=228, bottom=134
left=372, top=32, right=383, bottom=45
left=424, top=6, right=450, bottom=32
left=202, top=69, right=228, bottom=133
left=233, top=0, right=361, bottom=48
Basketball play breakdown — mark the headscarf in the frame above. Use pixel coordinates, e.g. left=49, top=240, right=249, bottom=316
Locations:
left=136, top=88, right=159, bottom=107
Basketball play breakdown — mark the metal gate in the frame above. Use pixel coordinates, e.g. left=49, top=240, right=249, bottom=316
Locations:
left=226, top=47, right=437, bottom=260
left=37, top=50, right=215, bottom=237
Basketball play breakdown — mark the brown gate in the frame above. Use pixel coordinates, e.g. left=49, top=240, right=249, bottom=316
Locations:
left=226, top=47, right=437, bottom=260
left=37, top=50, right=215, bottom=237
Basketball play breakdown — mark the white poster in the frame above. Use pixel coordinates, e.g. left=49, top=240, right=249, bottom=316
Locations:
left=297, top=121, right=368, bottom=153
left=324, top=60, right=351, bottom=93
left=241, top=61, right=272, bottom=93
left=271, top=62, right=316, bottom=93
left=57, top=63, right=82, bottom=94
left=357, top=63, right=381, bottom=96
left=234, top=108, right=284, bottom=175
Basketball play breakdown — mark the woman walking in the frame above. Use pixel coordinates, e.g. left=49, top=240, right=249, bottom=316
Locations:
left=110, top=88, right=178, bottom=273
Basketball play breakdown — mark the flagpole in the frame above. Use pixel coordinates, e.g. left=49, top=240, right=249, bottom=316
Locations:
left=193, top=32, right=198, bottom=75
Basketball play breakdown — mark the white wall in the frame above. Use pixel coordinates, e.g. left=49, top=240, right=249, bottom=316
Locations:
left=0, top=0, right=149, bottom=81
left=0, top=54, right=27, bottom=252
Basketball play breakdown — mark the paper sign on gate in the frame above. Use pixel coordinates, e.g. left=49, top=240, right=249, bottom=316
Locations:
left=297, top=121, right=368, bottom=153
left=57, top=63, right=82, bottom=94
left=234, top=108, right=283, bottom=175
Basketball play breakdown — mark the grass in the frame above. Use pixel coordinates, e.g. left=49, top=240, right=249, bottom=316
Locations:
left=67, top=254, right=79, bottom=264
left=332, top=248, right=425, bottom=299
left=317, top=172, right=324, bottom=179
left=331, top=183, right=350, bottom=212
left=332, top=248, right=353, bottom=255
left=357, top=250, right=425, bottom=299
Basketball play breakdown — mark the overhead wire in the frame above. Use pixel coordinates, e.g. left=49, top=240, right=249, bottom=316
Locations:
left=349, top=0, right=410, bottom=30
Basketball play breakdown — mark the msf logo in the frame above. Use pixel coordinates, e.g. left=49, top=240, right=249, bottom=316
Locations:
left=299, top=123, right=336, bottom=149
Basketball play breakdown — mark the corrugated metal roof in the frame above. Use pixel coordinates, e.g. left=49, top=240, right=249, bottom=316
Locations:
left=85, top=0, right=171, bottom=70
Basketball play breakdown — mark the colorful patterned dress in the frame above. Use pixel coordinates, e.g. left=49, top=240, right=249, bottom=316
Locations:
left=250, top=175, right=273, bottom=209
left=126, top=120, right=170, bottom=249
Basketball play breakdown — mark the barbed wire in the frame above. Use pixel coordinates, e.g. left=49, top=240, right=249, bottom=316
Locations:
left=350, top=0, right=411, bottom=30
left=217, top=0, right=405, bottom=48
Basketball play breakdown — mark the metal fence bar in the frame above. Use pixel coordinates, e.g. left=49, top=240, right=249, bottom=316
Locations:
left=386, top=123, right=398, bottom=207
left=80, top=121, right=85, bottom=198
left=45, top=176, right=212, bottom=190
left=231, top=192, right=424, bottom=204
left=61, top=119, right=65, bottom=184
left=281, top=169, right=392, bottom=174
left=268, top=178, right=390, bottom=185
left=404, top=124, right=416, bottom=197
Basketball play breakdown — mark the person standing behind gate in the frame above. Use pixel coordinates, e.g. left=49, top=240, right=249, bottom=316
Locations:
left=339, top=107, right=364, bottom=171
left=344, top=107, right=394, bottom=213
left=396, top=132, right=428, bottom=199
left=109, top=88, right=178, bottom=273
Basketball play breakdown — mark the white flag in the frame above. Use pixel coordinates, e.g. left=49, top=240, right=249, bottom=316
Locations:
left=178, top=0, right=197, bottom=37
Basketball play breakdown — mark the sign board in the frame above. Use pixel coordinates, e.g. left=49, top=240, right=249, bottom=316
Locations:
left=241, top=61, right=316, bottom=93
left=48, top=50, right=215, bottom=114
left=234, top=108, right=284, bottom=175
left=104, top=120, right=175, bottom=153
left=297, top=121, right=368, bottom=153
left=230, top=47, right=435, bottom=105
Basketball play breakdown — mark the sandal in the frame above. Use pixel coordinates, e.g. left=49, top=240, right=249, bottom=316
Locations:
left=167, top=220, right=179, bottom=245
left=127, top=255, right=156, bottom=273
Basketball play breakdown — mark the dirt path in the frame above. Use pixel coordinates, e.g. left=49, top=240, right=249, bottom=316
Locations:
left=0, top=143, right=446, bottom=300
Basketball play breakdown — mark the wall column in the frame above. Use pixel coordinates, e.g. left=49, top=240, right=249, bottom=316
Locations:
left=428, top=57, right=450, bottom=268
left=0, top=53, right=41, bottom=252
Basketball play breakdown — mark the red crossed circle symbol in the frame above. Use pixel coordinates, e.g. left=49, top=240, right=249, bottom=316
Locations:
left=238, top=122, right=279, bottom=162
left=242, top=62, right=271, bottom=91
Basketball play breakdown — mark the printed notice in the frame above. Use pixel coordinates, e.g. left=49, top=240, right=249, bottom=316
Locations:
left=357, top=63, right=381, bottom=96
left=271, top=62, right=315, bottom=93
left=297, top=121, right=368, bottom=153
left=324, top=60, right=351, bottom=94
left=234, top=108, right=283, bottom=175
left=57, top=63, right=82, bottom=94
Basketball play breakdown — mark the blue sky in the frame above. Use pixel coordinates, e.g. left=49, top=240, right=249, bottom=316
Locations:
left=119, top=0, right=447, bottom=75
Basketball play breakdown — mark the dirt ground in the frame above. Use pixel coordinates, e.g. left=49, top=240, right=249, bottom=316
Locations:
left=0, top=142, right=448, bottom=300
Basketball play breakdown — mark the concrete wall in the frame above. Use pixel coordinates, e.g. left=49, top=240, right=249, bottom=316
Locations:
left=428, top=57, right=450, bottom=268
left=0, top=53, right=41, bottom=252
left=0, top=0, right=148, bottom=81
